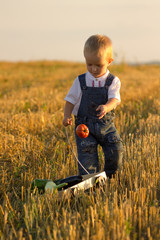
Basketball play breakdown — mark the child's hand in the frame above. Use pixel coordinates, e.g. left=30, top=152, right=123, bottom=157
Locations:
left=96, top=98, right=118, bottom=119
left=63, top=116, right=72, bottom=127
left=96, top=105, right=108, bottom=119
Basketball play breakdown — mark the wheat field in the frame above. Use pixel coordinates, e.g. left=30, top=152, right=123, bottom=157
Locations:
left=0, top=61, right=159, bottom=239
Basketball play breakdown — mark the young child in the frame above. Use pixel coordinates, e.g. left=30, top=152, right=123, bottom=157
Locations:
left=63, top=34, right=123, bottom=178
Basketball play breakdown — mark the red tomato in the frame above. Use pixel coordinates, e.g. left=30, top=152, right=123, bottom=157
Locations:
left=76, top=124, right=89, bottom=138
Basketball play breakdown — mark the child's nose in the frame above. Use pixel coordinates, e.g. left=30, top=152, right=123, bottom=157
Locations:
left=92, top=65, right=97, bottom=71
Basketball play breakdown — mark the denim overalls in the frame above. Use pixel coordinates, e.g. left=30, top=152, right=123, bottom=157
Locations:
left=75, top=73, right=124, bottom=178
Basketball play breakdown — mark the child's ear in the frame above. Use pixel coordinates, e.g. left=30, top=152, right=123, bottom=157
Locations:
left=108, top=58, right=113, bottom=65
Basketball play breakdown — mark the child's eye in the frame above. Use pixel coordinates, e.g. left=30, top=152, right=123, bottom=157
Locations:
left=97, top=65, right=102, bottom=67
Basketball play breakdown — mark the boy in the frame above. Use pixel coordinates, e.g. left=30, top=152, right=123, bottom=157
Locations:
left=63, top=34, right=123, bottom=178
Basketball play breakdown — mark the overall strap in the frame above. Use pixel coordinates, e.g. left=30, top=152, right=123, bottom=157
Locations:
left=78, top=74, right=87, bottom=90
left=105, top=73, right=115, bottom=89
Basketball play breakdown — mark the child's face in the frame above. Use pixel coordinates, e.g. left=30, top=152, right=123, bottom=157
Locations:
left=84, top=51, right=110, bottom=78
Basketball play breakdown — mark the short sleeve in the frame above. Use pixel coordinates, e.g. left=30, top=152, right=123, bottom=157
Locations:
left=108, top=77, right=121, bottom=102
left=64, top=77, right=81, bottom=105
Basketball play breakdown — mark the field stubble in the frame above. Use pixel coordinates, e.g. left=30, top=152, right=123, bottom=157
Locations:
left=0, top=61, right=159, bottom=239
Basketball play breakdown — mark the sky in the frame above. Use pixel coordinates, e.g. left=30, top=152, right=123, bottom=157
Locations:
left=0, top=0, right=160, bottom=64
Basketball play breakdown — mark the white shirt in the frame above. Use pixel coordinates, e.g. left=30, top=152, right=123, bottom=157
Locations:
left=65, top=70, right=121, bottom=116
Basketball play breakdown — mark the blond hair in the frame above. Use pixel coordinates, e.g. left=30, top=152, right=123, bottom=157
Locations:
left=84, top=34, right=113, bottom=62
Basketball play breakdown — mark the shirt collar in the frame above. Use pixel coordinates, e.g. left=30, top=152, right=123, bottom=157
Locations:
left=86, top=70, right=110, bottom=81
